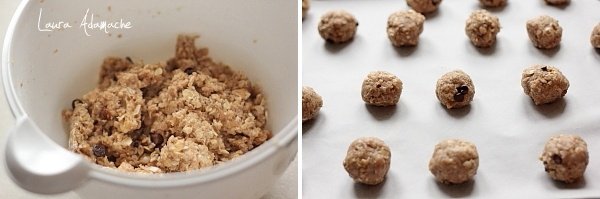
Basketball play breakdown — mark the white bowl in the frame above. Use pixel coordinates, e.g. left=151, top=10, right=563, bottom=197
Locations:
left=2, top=0, right=298, bottom=198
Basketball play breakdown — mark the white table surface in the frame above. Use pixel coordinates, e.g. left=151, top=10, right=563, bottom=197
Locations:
left=303, top=0, right=600, bottom=198
left=0, top=0, right=297, bottom=198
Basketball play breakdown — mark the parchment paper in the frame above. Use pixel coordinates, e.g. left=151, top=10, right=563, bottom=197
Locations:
left=302, top=0, right=600, bottom=198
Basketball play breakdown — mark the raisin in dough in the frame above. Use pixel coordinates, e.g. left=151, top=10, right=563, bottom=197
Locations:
left=465, top=10, right=500, bottom=47
left=302, top=86, right=323, bottom=122
left=480, top=0, right=506, bottom=7
left=521, top=65, right=569, bottom=105
left=591, top=23, right=600, bottom=48
left=387, top=10, right=426, bottom=47
left=407, top=0, right=443, bottom=14
left=302, top=0, right=310, bottom=19
left=361, top=71, right=403, bottom=106
left=435, top=70, right=475, bottom=109
left=540, top=134, right=588, bottom=183
left=544, top=0, right=569, bottom=5
left=343, top=137, right=391, bottom=185
left=318, top=10, right=358, bottom=43
left=526, top=15, right=562, bottom=49
left=429, top=139, right=479, bottom=184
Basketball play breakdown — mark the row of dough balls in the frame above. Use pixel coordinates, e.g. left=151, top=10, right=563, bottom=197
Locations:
left=302, top=64, right=569, bottom=122
left=312, top=9, right=600, bottom=49
left=342, top=134, right=588, bottom=185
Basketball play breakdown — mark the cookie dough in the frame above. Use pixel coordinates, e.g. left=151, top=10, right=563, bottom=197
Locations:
left=465, top=10, right=501, bottom=48
left=521, top=65, right=569, bottom=105
left=479, top=0, right=506, bottom=7
left=63, top=35, right=271, bottom=173
left=526, top=15, right=562, bottom=49
left=540, top=134, right=588, bottom=183
left=406, top=0, right=443, bottom=14
left=386, top=10, right=426, bottom=47
left=318, top=10, right=358, bottom=43
left=435, top=70, right=475, bottom=109
left=361, top=71, right=403, bottom=106
left=302, top=86, right=323, bottom=122
left=343, top=137, right=391, bottom=185
left=429, top=139, right=479, bottom=184
left=544, top=0, right=569, bottom=5
left=591, top=23, right=600, bottom=48
left=302, top=0, right=310, bottom=19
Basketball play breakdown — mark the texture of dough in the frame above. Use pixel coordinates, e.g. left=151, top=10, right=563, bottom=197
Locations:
left=521, top=65, right=569, bottom=105
left=302, top=0, right=310, bottom=19
left=343, top=137, right=391, bottom=185
left=465, top=10, right=500, bottom=47
left=407, top=0, right=443, bottom=14
left=361, top=71, right=403, bottom=106
left=544, top=0, right=569, bottom=5
left=318, top=10, right=358, bottom=43
left=302, top=86, right=323, bottom=122
left=591, top=23, right=600, bottom=48
left=479, top=0, right=506, bottom=7
left=526, top=15, right=562, bottom=49
left=429, top=139, right=479, bottom=184
left=540, top=134, right=588, bottom=183
left=435, top=70, right=475, bottom=109
left=387, top=10, right=426, bottom=47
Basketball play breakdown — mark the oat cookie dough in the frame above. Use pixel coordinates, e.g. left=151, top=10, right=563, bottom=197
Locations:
left=526, top=15, right=562, bottom=49
left=361, top=71, right=403, bottom=106
left=406, top=0, right=443, bottom=14
left=544, top=0, right=569, bottom=5
left=302, top=0, right=310, bottom=19
left=343, top=137, right=391, bottom=185
left=386, top=10, right=426, bottom=47
left=465, top=10, right=501, bottom=48
left=540, top=134, right=588, bottom=183
left=63, top=35, right=271, bottom=173
left=521, top=65, right=569, bottom=105
left=479, top=0, right=506, bottom=7
left=318, top=10, right=358, bottom=43
left=429, top=139, right=479, bottom=184
left=435, top=70, right=475, bottom=109
left=302, top=86, right=323, bottom=122
left=591, top=23, right=600, bottom=48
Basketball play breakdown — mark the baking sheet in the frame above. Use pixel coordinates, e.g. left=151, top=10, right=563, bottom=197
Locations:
left=301, top=0, right=600, bottom=198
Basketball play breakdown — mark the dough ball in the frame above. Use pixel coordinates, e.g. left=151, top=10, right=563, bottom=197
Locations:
left=429, top=139, right=479, bottom=184
left=387, top=9, right=426, bottom=47
left=302, top=86, right=323, bottom=122
left=540, top=134, right=588, bottom=183
left=479, top=0, right=506, bottom=7
left=526, top=15, right=562, bottom=49
left=521, top=65, right=569, bottom=105
left=361, top=71, right=403, bottom=106
left=465, top=10, right=501, bottom=47
left=406, top=0, right=443, bottom=14
left=591, top=23, right=600, bottom=48
left=435, top=70, right=475, bottom=109
left=343, top=137, right=391, bottom=185
left=302, top=0, right=310, bottom=19
left=318, top=10, right=358, bottom=43
left=544, top=0, right=569, bottom=5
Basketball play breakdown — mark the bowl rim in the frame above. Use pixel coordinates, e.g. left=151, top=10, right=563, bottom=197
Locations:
left=2, top=0, right=298, bottom=188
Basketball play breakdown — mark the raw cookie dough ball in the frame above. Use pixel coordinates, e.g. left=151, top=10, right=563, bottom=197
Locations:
left=429, top=139, right=479, bottom=184
left=387, top=10, right=426, bottom=47
left=302, top=86, right=323, bottom=122
left=302, top=0, right=310, bottom=19
left=544, top=0, right=569, bottom=5
left=540, top=134, right=588, bottom=183
left=479, top=0, right=506, bottom=7
left=521, top=65, right=569, bottom=105
left=318, top=10, right=358, bottom=43
left=343, top=137, right=391, bottom=185
left=435, top=70, right=475, bottom=109
left=591, top=23, right=600, bottom=48
left=407, top=0, right=443, bottom=14
left=465, top=10, right=501, bottom=47
left=526, top=15, right=562, bottom=49
left=361, top=71, right=403, bottom=106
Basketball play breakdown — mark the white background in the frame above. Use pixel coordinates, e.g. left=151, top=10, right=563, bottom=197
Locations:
left=302, top=0, right=600, bottom=198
